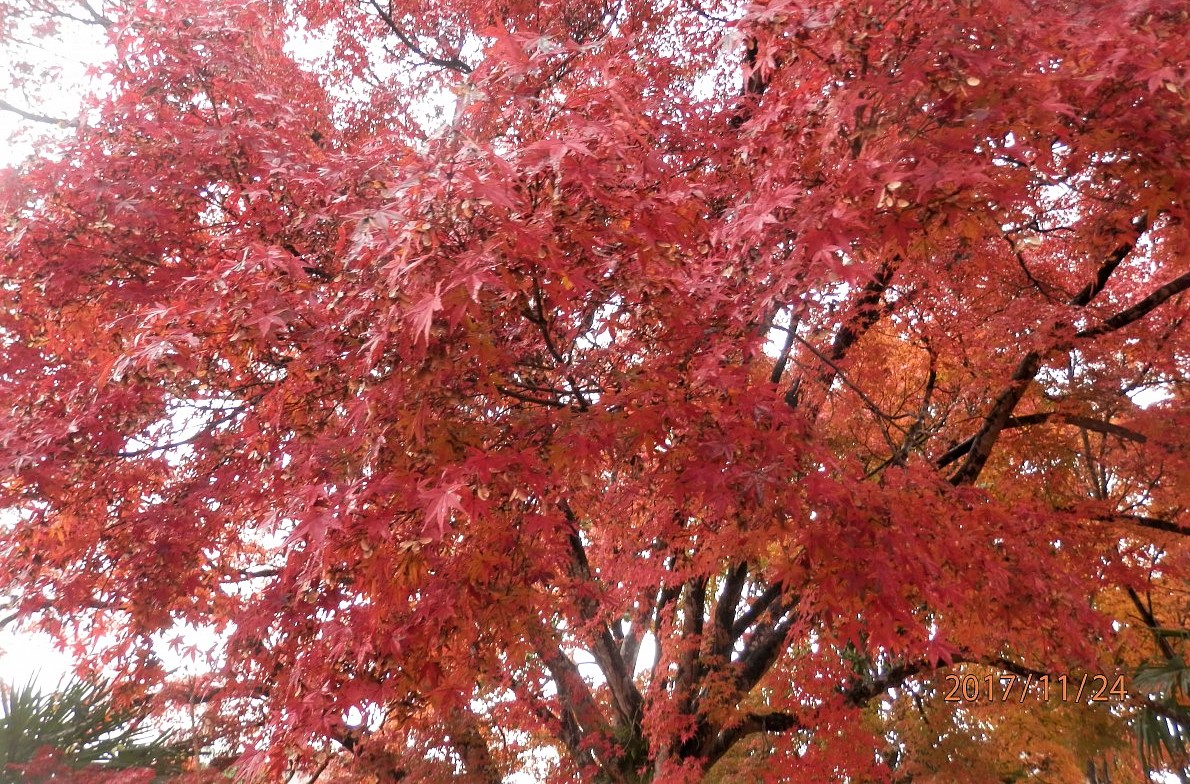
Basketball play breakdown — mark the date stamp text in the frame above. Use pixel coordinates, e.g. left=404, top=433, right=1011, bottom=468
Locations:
left=942, top=673, right=1127, bottom=703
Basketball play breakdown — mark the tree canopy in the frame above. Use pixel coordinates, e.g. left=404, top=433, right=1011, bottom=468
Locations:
left=1, top=0, right=1188, bottom=781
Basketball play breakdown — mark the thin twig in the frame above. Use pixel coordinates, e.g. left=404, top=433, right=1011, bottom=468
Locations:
left=793, top=333, right=907, bottom=429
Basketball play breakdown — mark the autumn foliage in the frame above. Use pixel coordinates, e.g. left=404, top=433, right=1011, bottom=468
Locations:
left=1, top=0, right=1189, bottom=781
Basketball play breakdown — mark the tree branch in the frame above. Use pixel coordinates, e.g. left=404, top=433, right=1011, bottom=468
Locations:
left=446, top=705, right=503, bottom=784
left=0, top=98, right=78, bottom=127
left=827, top=259, right=898, bottom=364
left=949, top=351, right=1043, bottom=485
left=936, top=411, right=1148, bottom=468
left=769, top=310, right=798, bottom=384
left=366, top=0, right=473, bottom=73
left=532, top=630, right=622, bottom=779
left=785, top=258, right=897, bottom=411
left=734, top=601, right=798, bottom=695
left=707, top=562, right=748, bottom=661
left=1099, top=513, right=1190, bottom=538
left=945, top=224, right=1165, bottom=485
left=1069, top=215, right=1148, bottom=307
left=675, top=576, right=708, bottom=706
left=558, top=502, right=644, bottom=732
left=649, top=579, right=682, bottom=683
left=731, top=581, right=784, bottom=641
left=510, top=676, right=589, bottom=768
left=729, top=35, right=771, bottom=128
left=845, top=653, right=1052, bottom=706
left=495, top=385, right=567, bottom=408
left=791, top=333, right=904, bottom=423
left=1077, top=271, right=1190, bottom=339
left=77, top=0, right=114, bottom=27
left=702, top=710, right=804, bottom=771
left=44, top=1, right=113, bottom=28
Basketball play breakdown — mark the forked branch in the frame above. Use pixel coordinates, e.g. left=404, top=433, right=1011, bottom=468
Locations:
left=366, top=0, right=473, bottom=74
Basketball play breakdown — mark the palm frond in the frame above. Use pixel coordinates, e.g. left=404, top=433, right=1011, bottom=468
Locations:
left=0, top=675, right=187, bottom=782
left=1134, top=657, right=1190, bottom=776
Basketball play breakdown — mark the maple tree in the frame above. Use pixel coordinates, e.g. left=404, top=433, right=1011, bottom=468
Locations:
left=1, top=0, right=1189, bottom=781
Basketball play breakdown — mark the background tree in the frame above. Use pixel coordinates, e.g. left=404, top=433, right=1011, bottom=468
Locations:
left=1, top=0, right=1188, bottom=781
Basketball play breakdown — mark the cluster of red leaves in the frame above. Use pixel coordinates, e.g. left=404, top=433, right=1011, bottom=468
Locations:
left=4, top=748, right=155, bottom=784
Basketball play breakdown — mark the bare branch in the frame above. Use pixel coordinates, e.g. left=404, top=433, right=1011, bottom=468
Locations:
left=0, top=98, right=78, bottom=127
left=45, top=0, right=113, bottom=28
left=0, top=608, right=19, bottom=630
left=78, top=0, right=114, bottom=26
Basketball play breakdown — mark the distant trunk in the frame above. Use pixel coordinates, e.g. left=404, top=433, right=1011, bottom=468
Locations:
left=1084, top=758, right=1110, bottom=784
